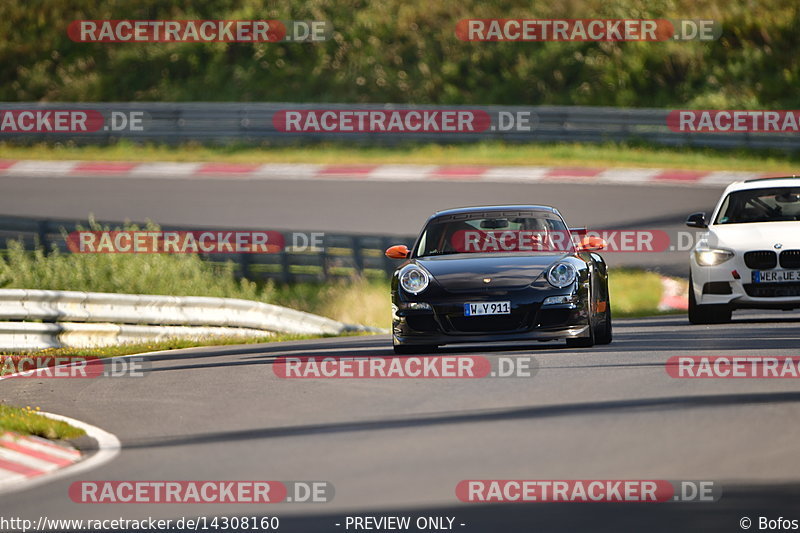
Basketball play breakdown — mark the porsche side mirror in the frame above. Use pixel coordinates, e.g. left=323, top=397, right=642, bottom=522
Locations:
left=385, top=245, right=410, bottom=259
left=685, top=212, right=707, bottom=228
left=578, top=236, right=606, bottom=252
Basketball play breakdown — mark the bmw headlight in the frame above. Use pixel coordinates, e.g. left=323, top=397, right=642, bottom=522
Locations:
left=547, top=262, right=577, bottom=289
left=399, top=265, right=430, bottom=294
left=694, top=247, right=734, bottom=266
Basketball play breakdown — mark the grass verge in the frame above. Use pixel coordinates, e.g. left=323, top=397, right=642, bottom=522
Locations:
left=271, top=277, right=390, bottom=329
left=0, top=141, right=797, bottom=173
left=0, top=333, right=319, bottom=364
left=0, top=404, right=85, bottom=440
left=609, top=269, right=683, bottom=318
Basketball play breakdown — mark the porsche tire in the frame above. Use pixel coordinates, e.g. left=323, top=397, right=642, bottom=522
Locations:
left=393, top=343, right=438, bottom=355
left=594, top=301, right=613, bottom=345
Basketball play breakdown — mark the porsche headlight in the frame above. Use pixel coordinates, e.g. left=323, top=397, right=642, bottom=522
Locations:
left=547, top=262, right=577, bottom=289
left=694, top=247, right=734, bottom=266
left=399, top=265, right=430, bottom=294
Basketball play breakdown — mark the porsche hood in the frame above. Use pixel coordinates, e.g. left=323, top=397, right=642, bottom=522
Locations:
left=414, top=253, right=572, bottom=291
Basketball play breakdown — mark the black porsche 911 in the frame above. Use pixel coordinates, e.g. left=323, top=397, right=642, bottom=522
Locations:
left=385, top=205, right=612, bottom=354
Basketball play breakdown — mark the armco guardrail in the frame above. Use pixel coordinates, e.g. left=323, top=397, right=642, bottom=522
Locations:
left=0, top=321, right=270, bottom=352
left=1, top=102, right=799, bottom=151
left=0, top=215, right=415, bottom=283
left=0, top=289, right=382, bottom=351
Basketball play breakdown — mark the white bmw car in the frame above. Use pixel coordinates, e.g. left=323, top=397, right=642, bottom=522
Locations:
left=687, top=176, right=800, bottom=324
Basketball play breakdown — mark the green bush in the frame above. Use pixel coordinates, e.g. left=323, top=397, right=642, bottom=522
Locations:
left=0, top=220, right=390, bottom=325
left=0, top=221, right=264, bottom=299
left=1, top=0, right=798, bottom=108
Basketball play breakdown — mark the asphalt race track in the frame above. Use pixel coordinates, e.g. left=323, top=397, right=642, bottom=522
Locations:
left=2, top=313, right=800, bottom=532
left=0, top=173, right=726, bottom=275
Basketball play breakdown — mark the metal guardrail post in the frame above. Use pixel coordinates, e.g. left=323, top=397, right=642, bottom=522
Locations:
left=352, top=236, right=364, bottom=275
left=320, top=235, right=329, bottom=279
left=238, top=252, right=252, bottom=280
left=36, top=219, right=49, bottom=254
left=279, top=249, right=291, bottom=283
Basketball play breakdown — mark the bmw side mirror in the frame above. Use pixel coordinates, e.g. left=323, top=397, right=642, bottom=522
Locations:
left=685, top=212, right=707, bottom=228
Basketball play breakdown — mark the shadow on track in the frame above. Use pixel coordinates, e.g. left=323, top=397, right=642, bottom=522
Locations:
left=139, top=311, right=800, bottom=375
left=120, top=390, right=800, bottom=450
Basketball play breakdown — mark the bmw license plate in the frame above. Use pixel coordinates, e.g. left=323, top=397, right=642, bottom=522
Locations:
left=752, top=270, right=800, bottom=283
left=464, top=301, right=511, bottom=316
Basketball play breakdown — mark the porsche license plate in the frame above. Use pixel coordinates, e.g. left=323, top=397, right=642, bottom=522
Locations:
left=464, top=301, right=511, bottom=316
left=752, top=270, right=800, bottom=283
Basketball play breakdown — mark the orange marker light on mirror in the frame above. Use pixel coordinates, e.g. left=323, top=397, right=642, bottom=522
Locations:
left=385, top=245, right=410, bottom=259
left=579, top=236, right=607, bottom=252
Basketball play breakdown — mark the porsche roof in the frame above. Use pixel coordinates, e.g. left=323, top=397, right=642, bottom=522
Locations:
left=429, top=205, right=560, bottom=218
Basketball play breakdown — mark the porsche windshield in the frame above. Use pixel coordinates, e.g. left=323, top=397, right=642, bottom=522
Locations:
left=415, top=213, right=573, bottom=256
left=715, top=187, right=800, bottom=224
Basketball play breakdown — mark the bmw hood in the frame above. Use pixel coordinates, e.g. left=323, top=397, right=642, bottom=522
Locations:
left=705, top=222, right=800, bottom=251
left=415, top=253, right=571, bottom=291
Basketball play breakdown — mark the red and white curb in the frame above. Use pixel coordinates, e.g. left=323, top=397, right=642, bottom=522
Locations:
left=0, top=350, right=192, bottom=494
left=0, top=361, right=123, bottom=494
left=0, top=159, right=771, bottom=187
left=0, top=412, right=120, bottom=495
left=658, top=276, right=690, bottom=311
left=0, top=431, right=81, bottom=487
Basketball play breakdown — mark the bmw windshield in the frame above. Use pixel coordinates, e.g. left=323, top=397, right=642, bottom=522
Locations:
left=715, top=187, right=800, bottom=224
